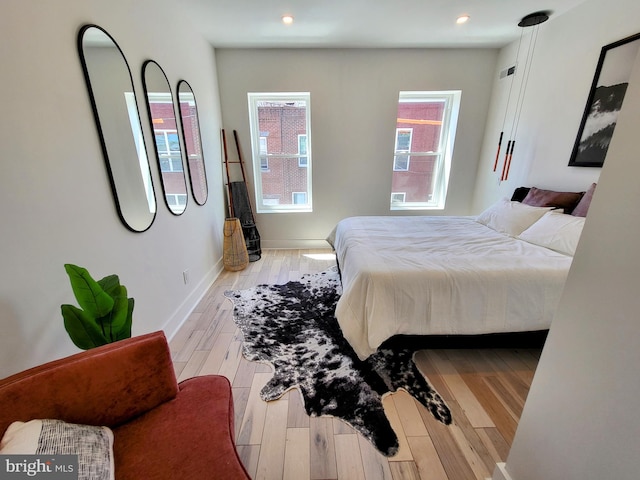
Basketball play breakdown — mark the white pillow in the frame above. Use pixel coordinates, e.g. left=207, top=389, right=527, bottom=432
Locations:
left=475, top=198, right=555, bottom=237
left=0, top=419, right=115, bottom=480
left=518, top=210, right=586, bottom=256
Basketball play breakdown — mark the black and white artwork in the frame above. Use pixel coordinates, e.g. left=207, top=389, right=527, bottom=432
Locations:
left=569, top=33, right=640, bottom=167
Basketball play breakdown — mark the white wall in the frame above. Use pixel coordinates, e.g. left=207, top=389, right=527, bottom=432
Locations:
left=472, top=0, right=640, bottom=211
left=0, top=0, right=227, bottom=377
left=498, top=19, right=640, bottom=480
left=216, top=48, right=498, bottom=248
left=482, top=0, right=640, bottom=478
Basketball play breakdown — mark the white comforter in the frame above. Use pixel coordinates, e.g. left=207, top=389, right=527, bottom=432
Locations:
left=327, top=216, right=573, bottom=359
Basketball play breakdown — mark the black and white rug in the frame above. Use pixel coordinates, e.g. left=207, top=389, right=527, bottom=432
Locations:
left=224, top=267, right=451, bottom=456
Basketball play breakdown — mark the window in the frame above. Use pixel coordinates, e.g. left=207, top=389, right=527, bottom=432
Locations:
left=391, top=91, right=461, bottom=210
left=166, top=193, right=187, bottom=213
left=292, top=192, right=307, bottom=204
left=393, top=129, right=412, bottom=171
left=298, top=134, right=308, bottom=167
left=155, top=130, right=183, bottom=172
left=259, top=136, right=268, bottom=171
left=391, top=192, right=406, bottom=204
left=248, top=92, right=312, bottom=213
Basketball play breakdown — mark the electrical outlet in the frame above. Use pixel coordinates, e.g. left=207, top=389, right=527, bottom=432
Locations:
left=183, top=270, right=189, bottom=285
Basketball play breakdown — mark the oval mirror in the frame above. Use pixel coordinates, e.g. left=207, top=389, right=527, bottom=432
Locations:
left=177, top=80, right=208, bottom=205
left=142, top=60, right=188, bottom=215
left=78, top=25, right=156, bottom=232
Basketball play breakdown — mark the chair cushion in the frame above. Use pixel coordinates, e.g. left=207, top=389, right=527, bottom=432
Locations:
left=112, top=375, right=249, bottom=480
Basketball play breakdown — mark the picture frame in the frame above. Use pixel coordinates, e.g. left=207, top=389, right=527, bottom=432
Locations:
left=568, top=32, right=640, bottom=167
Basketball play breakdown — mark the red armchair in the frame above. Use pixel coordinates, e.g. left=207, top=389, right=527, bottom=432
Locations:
left=0, top=331, right=250, bottom=479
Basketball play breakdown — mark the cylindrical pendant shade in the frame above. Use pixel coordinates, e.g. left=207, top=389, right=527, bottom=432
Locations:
left=223, top=218, right=249, bottom=271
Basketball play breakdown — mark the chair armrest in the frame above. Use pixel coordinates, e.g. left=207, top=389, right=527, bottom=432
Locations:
left=0, top=331, right=178, bottom=435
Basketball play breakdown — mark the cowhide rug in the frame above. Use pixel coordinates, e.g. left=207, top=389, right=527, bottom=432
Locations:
left=224, top=267, right=451, bottom=456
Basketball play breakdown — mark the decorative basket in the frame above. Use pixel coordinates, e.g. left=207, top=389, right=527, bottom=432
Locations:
left=223, top=218, right=249, bottom=271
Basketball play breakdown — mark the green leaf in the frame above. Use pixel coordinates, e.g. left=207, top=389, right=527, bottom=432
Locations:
left=100, top=285, right=129, bottom=340
left=64, top=264, right=114, bottom=318
left=98, top=274, right=121, bottom=296
left=114, top=298, right=134, bottom=342
left=61, top=304, right=109, bottom=350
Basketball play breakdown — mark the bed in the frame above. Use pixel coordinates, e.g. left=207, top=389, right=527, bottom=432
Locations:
left=327, top=185, right=595, bottom=360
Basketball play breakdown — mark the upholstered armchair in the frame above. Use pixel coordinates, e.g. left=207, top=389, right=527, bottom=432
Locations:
left=0, top=331, right=250, bottom=479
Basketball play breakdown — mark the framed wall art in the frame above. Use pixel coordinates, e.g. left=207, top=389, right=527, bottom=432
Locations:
left=568, top=32, right=640, bottom=167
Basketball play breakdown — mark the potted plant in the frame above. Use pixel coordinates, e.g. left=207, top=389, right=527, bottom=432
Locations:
left=60, top=264, right=134, bottom=349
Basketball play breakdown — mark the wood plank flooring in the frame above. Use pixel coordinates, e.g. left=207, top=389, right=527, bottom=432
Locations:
left=169, top=249, right=541, bottom=480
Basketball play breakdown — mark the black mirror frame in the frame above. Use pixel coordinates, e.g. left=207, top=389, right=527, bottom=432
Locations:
left=77, top=24, right=157, bottom=232
left=141, top=59, right=189, bottom=216
left=177, top=80, right=208, bottom=206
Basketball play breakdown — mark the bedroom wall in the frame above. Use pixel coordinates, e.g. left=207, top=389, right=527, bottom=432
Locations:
left=215, top=48, right=498, bottom=248
left=472, top=0, right=640, bottom=212
left=494, top=20, right=640, bottom=480
left=0, top=0, right=227, bottom=377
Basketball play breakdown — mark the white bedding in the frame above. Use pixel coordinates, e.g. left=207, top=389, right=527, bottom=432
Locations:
left=327, top=215, right=573, bottom=359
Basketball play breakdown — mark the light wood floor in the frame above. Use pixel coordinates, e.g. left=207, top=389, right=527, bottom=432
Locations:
left=169, top=249, right=541, bottom=480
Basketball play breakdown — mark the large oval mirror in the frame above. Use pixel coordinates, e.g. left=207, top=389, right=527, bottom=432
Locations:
left=78, top=25, right=156, bottom=232
left=177, top=80, right=208, bottom=205
left=142, top=60, right=188, bottom=215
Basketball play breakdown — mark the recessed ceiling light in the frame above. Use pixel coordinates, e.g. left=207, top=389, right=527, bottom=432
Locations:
left=456, top=14, right=470, bottom=25
left=282, top=15, right=294, bottom=25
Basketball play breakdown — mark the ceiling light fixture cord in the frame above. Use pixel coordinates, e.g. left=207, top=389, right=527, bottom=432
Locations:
left=503, top=23, right=541, bottom=181
left=503, top=28, right=533, bottom=181
left=500, top=10, right=549, bottom=181
left=494, top=28, right=524, bottom=173
left=504, top=24, right=540, bottom=181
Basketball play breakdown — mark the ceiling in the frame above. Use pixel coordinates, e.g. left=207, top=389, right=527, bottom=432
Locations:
left=178, top=0, right=588, bottom=49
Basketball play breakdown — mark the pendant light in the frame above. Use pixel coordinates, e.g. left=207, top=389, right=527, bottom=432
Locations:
left=495, top=11, right=550, bottom=181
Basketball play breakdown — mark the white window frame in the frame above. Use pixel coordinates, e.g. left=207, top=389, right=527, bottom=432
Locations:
left=155, top=129, right=183, bottom=172
left=248, top=92, right=313, bottom=213
left=124, top=92, right=156, bottom=213
left=393, top=128, right=412, bottom=171
left=391, top=90, right=461, bottom=211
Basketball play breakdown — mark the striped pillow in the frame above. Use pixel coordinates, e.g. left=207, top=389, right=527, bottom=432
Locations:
left=0, top=419, right=114, bottom=480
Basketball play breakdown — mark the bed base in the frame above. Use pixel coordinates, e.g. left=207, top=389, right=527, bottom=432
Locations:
left=378, top=330, right=549, bottom=351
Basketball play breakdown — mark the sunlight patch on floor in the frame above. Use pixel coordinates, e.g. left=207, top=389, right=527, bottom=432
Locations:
left=303, top=253, right=336, bottom=261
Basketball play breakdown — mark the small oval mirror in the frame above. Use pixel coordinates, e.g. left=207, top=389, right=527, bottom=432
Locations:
left=177, top=80, right=208, bottom=205
left=142, top=60, right=188, bottom=215
left=78, top=25, right=156, bottom=232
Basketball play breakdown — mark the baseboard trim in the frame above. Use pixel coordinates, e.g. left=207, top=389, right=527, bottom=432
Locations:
left=162, top=256, right=224, bottom=341
left=261, top=239, right=333, bottom=249
left=490, top=463, right=513, bottom=480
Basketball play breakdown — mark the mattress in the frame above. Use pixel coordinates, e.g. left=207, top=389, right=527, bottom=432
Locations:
left=327, top=215, right=573, bottom=359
